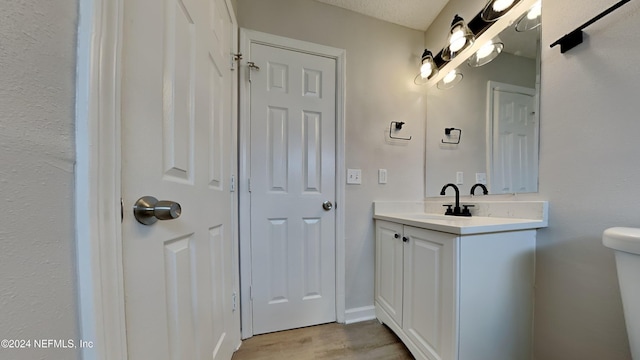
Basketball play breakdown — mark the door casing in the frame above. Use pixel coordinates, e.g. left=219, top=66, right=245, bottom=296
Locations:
left=238, top=28, right=346, bottom=339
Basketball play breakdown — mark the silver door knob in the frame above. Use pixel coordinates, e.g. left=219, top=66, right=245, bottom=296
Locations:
left=322, top=201, right=333, bottom=211
left=133, top=196, right=182, bottom=225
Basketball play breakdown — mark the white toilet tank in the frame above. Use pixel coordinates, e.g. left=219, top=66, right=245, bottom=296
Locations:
left=603, top=227, right=640, bottom=360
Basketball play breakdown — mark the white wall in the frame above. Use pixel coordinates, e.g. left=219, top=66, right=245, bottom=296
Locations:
left=235, top=0, right=427, bottom=313
left=426, top=0, right=640, bottom=358
left=0, top=0, right=79, bottom=359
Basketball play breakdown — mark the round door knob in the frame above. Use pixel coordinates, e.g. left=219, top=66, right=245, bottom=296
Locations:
left=322, top=201, right=333, bottom=211
left=133, top=196, right=182, bottom=225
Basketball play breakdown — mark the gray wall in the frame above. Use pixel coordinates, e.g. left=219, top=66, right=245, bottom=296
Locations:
left=0, top=0, right=80, bottom=359
left=533, top=0, right=639, bottom=358
left=235, top=0, right=427, bottom=312
left=425, top=0, right=639, bottom=358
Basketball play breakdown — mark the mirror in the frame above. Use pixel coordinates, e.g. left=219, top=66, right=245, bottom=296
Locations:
left=425, top=10, right=541, bottom=197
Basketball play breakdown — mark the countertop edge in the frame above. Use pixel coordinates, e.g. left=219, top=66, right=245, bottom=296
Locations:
left=373, top=213, right=547, bottom=235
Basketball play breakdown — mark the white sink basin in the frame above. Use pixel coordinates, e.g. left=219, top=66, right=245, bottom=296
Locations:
left=603, top=227, right=640, bottom=255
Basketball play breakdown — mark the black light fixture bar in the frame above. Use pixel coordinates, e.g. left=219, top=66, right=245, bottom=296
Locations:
left=550, top=0, right=631, bottom=53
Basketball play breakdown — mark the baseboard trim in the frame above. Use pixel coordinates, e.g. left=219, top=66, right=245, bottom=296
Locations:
left=344, top=305, right=376, bottom=324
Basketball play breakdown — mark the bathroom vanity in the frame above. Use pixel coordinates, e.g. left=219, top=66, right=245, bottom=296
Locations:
left=373, top=201, right=548, bottom=360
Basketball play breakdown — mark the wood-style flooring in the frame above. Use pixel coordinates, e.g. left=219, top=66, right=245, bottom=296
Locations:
left=232, top=320, right=414, bottom=360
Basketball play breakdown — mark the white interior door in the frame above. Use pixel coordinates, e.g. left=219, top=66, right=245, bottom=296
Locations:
left=120, top=0, right=239, bottom=358
left=489, top=82, right=538, bottom=194
left=249, top=42, right=337, bottom=335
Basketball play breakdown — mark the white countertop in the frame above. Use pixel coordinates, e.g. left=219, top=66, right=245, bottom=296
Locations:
left=373, top=201, right=548, bottom=235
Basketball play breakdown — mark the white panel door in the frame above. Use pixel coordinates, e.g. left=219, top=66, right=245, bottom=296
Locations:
left=403, top=226, right=457, bottom=360
left=375, top=220, right=404, bottom=327
left=121, top=0, right=239, bottom=359
left=490, top=84, right=538, bottom=194
left=249, top=43, right=337, bottom=335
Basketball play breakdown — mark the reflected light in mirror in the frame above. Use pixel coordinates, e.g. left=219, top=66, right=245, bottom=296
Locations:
left=527, top=1, right=542, bottom=19
left=493, top=0, right=515, bottom=12
left=467, top=37, right=504, bottom=67
left=516, top=1, right=541, bottom=32
left=482, top=0, right=523, bottom=22
left=443, top=70, right=458, bottom=83
left=437, top=70, right=463, bottom=90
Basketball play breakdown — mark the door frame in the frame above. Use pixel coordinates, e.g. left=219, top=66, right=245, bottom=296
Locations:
left=75, top=0, right=127, bottom=358
left=238, top=29, right=346, bottom=339
left=485, top=81, right=537, bottom=194
left=74, top=0, right=238, bottom=358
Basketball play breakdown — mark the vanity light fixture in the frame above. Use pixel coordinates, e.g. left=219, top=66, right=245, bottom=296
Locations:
left=481, top=0, right=523, bottom=22
left=441, top=15, right=475, bottom=61
left=437, top=69, right=463, bottom=90
left=467, top=37, right=504, bottom=67
left=414, top=49, right=438, bottom=85
left=516, top=0, right=541, bottom=32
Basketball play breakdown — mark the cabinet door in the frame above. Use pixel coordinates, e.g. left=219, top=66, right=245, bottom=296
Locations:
left=375, top=220, right=404, bottom=327
left=403, top=226, right=457, bottom=360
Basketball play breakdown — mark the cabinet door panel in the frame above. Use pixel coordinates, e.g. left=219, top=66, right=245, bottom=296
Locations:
left=403, top=226, right=457, bottom=360
left=375, top=220, right=404, bottom=327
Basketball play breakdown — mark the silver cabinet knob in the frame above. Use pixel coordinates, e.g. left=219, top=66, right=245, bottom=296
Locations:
left=133, top=196, right=182, bottom=225
left=322, top=201, right=333, bottom=211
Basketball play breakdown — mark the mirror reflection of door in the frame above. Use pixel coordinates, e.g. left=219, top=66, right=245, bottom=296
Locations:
left=487, top=81, right=538, bottom=194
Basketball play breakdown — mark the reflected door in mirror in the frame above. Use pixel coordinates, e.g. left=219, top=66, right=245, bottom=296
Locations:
left=489, top=82, right=538, bottom=193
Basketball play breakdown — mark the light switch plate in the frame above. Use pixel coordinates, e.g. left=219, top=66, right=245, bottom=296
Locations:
left=347, top=169, right=362, bottom=184
left=456, top=171, right=464, bottom=185
left=378, top=169, right=387, bottom=184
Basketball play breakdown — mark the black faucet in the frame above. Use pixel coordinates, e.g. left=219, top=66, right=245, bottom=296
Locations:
left=470, top=183, right=488, bottom=196
left=440, top=183, right=461, bottom=216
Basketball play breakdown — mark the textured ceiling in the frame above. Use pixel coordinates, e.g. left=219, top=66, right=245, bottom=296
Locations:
left=314, top=0, right=451, bottom=31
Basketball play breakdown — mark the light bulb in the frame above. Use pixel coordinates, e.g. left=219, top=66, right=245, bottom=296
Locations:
left=443, top=70, right=458, bottom=84
left=420, top=62, right=433, bottom=79
left=449, top=28, right=466, bottom=52
left=492, top=0, right=514, bottom=12
left=527, top=1, right=541, bottom=19
left=476, top=41, right=495, bottom=59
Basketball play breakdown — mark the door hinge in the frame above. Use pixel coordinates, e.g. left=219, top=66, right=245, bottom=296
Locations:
left=232, top=291, right=237, bottom=312
left=230, top=175, right=236, bottom=192
left=249, top=285, right=253, bottom=301
left=248, top=178, right=252, bottom=192
left=231, top=53, right=242, bottom=71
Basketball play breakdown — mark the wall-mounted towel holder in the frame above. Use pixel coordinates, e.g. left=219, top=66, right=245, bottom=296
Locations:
left=550, top=0, right=630, bottom=53
left=442, top=127, right=462, bottom=144
left=389, top=121, right=412, bottom=141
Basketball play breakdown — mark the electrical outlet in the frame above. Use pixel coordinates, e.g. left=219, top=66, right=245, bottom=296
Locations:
left=347, top=169, right=362, bottom=184
left=475, top=172, right=487, bottom=185
left=456, top=171, right=464, bottom=185
left=378, top=169, right=387, bottom=184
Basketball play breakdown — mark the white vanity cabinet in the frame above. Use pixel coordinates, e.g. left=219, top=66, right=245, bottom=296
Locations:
left=375, top=219, right=536, bottom=360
